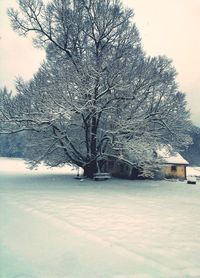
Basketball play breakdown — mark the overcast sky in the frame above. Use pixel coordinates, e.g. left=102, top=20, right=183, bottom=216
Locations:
left=0, top=0, right=200, bottom=126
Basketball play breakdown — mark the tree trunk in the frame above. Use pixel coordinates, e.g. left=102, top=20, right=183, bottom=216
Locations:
left=83, top=160, right=98, bottom=178
left=83, top=114, right=98, bottom=178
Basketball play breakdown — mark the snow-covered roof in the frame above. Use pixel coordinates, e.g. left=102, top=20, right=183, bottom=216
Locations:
left=157, top=147, right=189, bottom=165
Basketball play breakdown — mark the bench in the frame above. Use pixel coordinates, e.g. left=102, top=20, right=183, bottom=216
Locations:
left=93, top=173, right=111, bottom=181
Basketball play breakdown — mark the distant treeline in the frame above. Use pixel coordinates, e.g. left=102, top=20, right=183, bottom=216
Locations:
left=0, top=132, right=26, bottom=158
left=1, top=126, right=200, bottom=165
left=181, top=125, right=200, bottom=166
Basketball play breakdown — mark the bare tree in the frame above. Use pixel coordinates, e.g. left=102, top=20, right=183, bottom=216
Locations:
left=0, top=0, right=191, bottom=177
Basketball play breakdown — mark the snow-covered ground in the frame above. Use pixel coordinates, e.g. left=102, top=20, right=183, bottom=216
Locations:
left=0, top=158, right=200, bottom=278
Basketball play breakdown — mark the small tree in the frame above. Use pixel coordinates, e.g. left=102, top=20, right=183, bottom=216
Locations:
left=0, top=0, right=191, bottom=177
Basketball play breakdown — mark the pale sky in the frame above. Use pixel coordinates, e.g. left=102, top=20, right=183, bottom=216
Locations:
left=0, top=0, right=200, bottom=126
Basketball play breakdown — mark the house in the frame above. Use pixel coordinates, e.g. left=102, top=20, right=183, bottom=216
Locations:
left=157, top=148, right=189, bottom=180
left=101, top=147, right=189, bottom=180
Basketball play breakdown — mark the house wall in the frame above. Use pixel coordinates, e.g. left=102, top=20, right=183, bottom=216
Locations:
left=162, top=164, right=186, bottom=180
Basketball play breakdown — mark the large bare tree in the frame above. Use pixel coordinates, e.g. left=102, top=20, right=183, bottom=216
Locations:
left=0, top=0, right=191, bottom=177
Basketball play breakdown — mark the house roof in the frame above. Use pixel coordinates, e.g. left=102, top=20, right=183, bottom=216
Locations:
left=157, top=148, right=189, bottom=165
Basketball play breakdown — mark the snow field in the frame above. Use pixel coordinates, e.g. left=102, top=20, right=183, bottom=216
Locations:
left=0, top=158, right=200, bottom=277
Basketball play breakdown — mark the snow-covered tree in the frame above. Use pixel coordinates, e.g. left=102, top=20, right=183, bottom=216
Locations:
left=0, top=0, right=191, bottom=177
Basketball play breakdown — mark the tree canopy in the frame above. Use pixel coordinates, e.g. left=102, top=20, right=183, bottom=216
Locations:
left=0, top=0, right=191, bottom=177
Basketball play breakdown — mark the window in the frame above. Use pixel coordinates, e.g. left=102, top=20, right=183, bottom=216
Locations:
left=171, top=165, right=177, bottom=172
